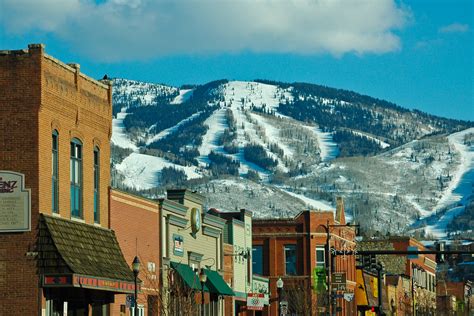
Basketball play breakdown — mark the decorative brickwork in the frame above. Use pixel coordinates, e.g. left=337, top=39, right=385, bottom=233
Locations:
left=0, top=44, right=112, bottom=315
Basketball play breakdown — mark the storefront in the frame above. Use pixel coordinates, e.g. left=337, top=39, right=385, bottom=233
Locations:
left=160, top=189, right=235, bottom=315
left=38, top=214, right=138, bottom=315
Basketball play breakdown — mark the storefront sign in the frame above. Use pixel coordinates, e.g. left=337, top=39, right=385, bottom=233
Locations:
left=43, top=274, right=137, bottom=294
left=0, top=171, right=31, bottom=232
left=247, top=293, right=265, bottom=311
left=332, top=272, right=347, bottom=291
left=173, top=234, right=184, bottom=256
left=73, top=275, right=137, bottom=293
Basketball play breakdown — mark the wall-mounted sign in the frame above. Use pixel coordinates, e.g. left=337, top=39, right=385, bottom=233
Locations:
left=247, top=293, right=265, bottom=311
left=0, top=171, right=31, bottom=232
left=173, top=234, right=184, bottom=256
left=190, top=207, right=201, bottom=237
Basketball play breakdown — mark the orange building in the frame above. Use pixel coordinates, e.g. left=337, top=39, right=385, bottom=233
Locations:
left=0, top=44, right=135, bottom=315
left=252, top=199, right=357, bottom=315
left=389, top=237, right=437, bottom=315
left=109, top=189, right=161, bottom=315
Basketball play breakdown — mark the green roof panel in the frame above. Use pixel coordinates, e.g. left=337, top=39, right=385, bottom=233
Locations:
left=204, top=269, right=235, bottom=296
left=170, top=262, right=208, bottom=291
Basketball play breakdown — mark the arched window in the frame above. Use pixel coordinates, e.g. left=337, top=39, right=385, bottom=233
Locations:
left=70, top=138, right=83, bottom=218
left=52, top=130, right=59, bottom=213
left=93, top=147, right=100, bottom=223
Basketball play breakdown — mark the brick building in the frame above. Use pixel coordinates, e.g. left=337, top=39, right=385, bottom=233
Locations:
left=389, top=237, right=437, bottom=315
left=109, top=189, right=161, bottom=315
left=210, top=209, right=270, bottom=315
left=252, top=199, right=357, bottom=315
left=0, top=44, right=135, bottom=315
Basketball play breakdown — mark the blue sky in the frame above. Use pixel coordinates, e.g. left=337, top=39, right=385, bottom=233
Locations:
left=0, top=0, right=472, bottom=121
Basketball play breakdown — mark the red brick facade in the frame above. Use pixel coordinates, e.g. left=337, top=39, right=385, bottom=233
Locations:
left=0, top=44, right=113, bottom=315
left=253, top=209, right=357, bottom=315
left=109, top=189, right=161, bottom=315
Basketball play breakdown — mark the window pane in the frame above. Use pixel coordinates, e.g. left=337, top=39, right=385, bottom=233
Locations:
left=316, top=247, right=325, bottom=267
left=252, top=246, right=263, bottom=275
left=284, top=245, right=297, bottom=275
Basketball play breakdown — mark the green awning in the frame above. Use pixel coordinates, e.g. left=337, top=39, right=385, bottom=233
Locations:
left=170, top=262, right=208, bottom=291
left=204, top=269, right=235, bottom=296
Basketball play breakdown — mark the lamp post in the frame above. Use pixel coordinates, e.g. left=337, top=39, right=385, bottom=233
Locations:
left=199, top=269, right=207, bottom=316
left=318, top=221, right=359, bottom=316
left=132, top=256, right=140, bottom=316
left=276, top=277, right=284, bottom=315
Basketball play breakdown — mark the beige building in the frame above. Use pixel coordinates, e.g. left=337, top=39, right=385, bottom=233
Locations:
left=160, top=189, right=234, bottom=315
left=210, top=209, right=270, bottom=315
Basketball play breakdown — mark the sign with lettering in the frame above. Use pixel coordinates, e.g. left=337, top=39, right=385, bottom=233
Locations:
left=0, top=171, right=31, bottom=232
left=247, top=293, right=265, bottom=310
left=173, top=234, right=184, bottom=256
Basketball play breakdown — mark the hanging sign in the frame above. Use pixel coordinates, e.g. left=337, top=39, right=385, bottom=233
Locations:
left=173, top=234, right=184, bottom=256
left=0, top=171, right=31, bottom=232
left=247, top=293, right=265, bottom=311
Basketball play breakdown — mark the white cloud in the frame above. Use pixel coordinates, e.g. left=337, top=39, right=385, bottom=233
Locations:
left=439, top=23, right=469, bottom=34
left=0, top=0, right=411, bottom=62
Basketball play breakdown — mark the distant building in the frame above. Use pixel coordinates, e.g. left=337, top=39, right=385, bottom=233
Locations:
left=361, top=236, right=437, bottom=315
left=252, top=198, right=357, bottom=315
left=0, top=44, right=134, bottom=315
left=210, top=208, right=270, bottom=315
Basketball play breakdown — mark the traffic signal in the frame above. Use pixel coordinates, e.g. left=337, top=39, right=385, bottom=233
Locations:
left=370, top=254, right=377, bottom=270
left=435, top=241, right=445, bottom=263
left=362, top=255, right=371, bottom=268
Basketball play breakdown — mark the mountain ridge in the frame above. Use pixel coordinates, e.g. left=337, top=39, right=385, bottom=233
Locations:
left=110, top=78, right=473, bottom=240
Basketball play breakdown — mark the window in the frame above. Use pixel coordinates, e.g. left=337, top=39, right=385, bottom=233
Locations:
left=70, top=139, right=82, bottom=218
left=93, top=147, right=100, bottom=223
left=316, top=247, right=325, bottom=267
left=52, top=130, right=59, bottom=214
left=252, top=245, right=263, bottom=275
left=284, top=244, right=297, bottom=275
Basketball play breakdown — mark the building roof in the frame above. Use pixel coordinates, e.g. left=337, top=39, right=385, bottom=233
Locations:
left=38, top=214, right=135, bottom=282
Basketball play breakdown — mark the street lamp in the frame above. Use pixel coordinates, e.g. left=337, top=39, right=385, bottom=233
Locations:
left=276, top=277, right=284, bottom=316
left=199, top=269, right=207, bottom=316
left=318, top=221, right=359, bottom=316
left=132, top=256, right=140, bottom=316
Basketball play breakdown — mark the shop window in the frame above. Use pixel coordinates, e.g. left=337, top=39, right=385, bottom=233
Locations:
left=252, top=245, right=264, bottom=275
left=284, top=244, right=297, bottom=275
left=52, top=130, right=59, bottom=214
left=70, top=138, right=83, bottom=218
left=130, top=305, right=144, bottom=316
left=316, top=246, right=325, bottom=267
left=93, top=147, right=100, bottom=223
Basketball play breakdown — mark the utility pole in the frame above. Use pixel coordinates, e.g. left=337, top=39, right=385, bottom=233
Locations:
left=376, top=263, right=383, bottom=316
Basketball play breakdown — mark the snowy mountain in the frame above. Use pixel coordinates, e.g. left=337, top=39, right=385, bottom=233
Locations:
left=110, top=78, right=473, bottom=240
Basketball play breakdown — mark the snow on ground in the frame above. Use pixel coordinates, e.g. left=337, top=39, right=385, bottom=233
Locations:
left=351, top=131, right=390, bottom=149
left=433, top=128, right=474, bottom=211
left=424, top=128, right=474, bottom=237
left=146, top=111, right=203, bottom=146
left=222, top=81, right=292, bottom=111
left=170, top=89, right=194, bottom=104
left=116, top=153, right=202, bottom=190
left=425, top=206, right=466, bottom=237
left=111, top=107, right=139, bottom=151
left=197, top=108, right=229, bottom=164
left=306, top=127, right=339, bottom=162
left=114, top=79, right=177, bottom=106
left=250, top=112, right=294, bottom=160
left=281, top=189, right=335, bottom=211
